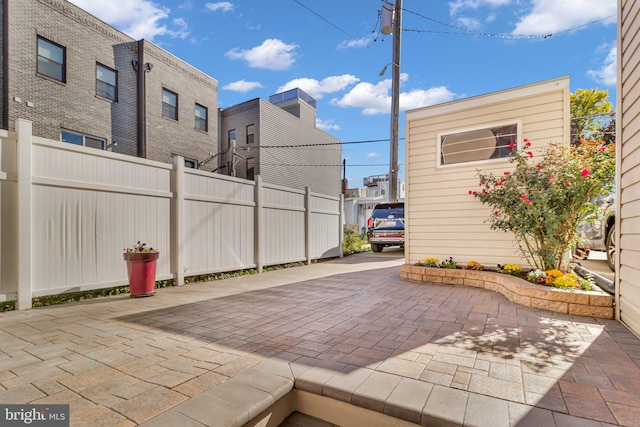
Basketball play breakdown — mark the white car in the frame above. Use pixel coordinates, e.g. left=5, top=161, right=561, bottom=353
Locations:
left=576, top=195, right=615, bottom=271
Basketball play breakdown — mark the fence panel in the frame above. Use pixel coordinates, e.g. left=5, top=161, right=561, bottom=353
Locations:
left=0, top=132, right=18, bottom=301
left=184, top=170, right=256, bottom=276
left=309, top=192, right=342, bottom=259
left=261, top=183, right=306, bottom=266
left=30, top=137, right=172, bottom=295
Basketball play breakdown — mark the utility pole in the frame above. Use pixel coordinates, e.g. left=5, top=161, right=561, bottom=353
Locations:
left=388, top=1, right=401, bottom=201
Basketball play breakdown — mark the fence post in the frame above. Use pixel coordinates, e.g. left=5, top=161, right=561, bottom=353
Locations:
left=339, top=194, right=344, bottom=258
left=305, top=186, right=311, bottom=265
left=173, top=155, right=185, bottom=286
left=254, top=175, right=263, bottom=272
left=16, top=119, right=32, bottom=309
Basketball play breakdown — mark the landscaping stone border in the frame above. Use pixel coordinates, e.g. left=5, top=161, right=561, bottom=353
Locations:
left=400, top=264, right=613, bottom=319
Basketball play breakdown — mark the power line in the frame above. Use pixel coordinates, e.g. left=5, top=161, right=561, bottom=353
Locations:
left=402, top=7, right=615, bottom=40
left=291, top=0, right=352, bottom=37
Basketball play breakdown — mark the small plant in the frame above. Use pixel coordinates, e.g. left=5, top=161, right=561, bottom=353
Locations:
left=526, top=269, right=546, bottom=283
left=544, top=269, right=564, bottom=284
left=124, top=241, right=157, bottom=253
left=343, top=224, right=369, bottom=255
left=498, top=264, right=522, bottom=275
left=420, top=257, right=439, bottom=267
left=466, top=260, right=484, bottom=270
left=439, top=257, right=457, bottom=269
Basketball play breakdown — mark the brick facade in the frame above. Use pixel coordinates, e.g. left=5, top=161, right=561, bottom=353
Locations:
left=2, top=0, right=218, bottom=165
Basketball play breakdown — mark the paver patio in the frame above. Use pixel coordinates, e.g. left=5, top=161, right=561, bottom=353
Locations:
left=0, top=251, right=639, bottom=426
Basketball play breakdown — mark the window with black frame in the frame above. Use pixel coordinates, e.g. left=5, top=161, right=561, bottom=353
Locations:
left=37, top=36, right=65, bottom=82
left=96, top=63, right=117, bottom=101
left=162, top=88, right=178, bottom=120
left=195, top=103, right=207, bottom=131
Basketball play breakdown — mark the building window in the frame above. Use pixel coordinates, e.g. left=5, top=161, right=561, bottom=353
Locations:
left=246, top=124, right=255, bottom=144
left=195, top=104, right=208, bottom=132
left=61, top=130, right=106, bottom=150
left=228, top=129, right=236, bottom=149
left=96, top=63, right=117, bottom=101
left=162, top=88, right=178, bottom=120
left=439, top=122, right=519, bottom=166
left=184, top=158, right=198, bottom=169
left=246, top=157, right=255, bottom=180
left=37, top=36, right=65, bottom=82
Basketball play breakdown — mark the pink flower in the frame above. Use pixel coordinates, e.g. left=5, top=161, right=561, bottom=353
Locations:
left=524, top=138, right=531, bottom=147
left=598, top=146, right=606, bottom=151
left=527, top=151, right=533, bottom=158
left=549, top=177, right=555, bottom=182
left=581, top=168, right=590, bottom=177
left=535, top=165, right=542, bottom=171
left=565, top=180, right=571, bottom=185
left=526, top=200, right=532, bottom=205
left=494, top=210, right=499, bottom=215
left=504, top=171, right=510, bottom=175
left=509, top=142, right=516, bottom=149
left=521, top=195, right=527, bottom=200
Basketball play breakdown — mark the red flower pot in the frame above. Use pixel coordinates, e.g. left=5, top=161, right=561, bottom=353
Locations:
left=123, top=252, right=159, bottom=297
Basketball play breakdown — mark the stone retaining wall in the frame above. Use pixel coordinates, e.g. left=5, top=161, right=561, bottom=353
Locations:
left=400, top=264, right=614, bottom=319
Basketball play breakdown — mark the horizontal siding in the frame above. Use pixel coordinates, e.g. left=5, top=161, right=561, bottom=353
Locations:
left=620, top=0, right=640, bottom=336
left=405, top=77, right=570, bottom=267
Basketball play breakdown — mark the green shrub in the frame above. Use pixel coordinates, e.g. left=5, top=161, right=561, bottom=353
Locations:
left=343, top=223, right=369, bottom=255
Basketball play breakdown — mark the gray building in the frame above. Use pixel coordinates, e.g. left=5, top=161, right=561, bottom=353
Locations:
left=217, top=88, right=342, bottom=196
left=1, top=0, right=218, bottom=164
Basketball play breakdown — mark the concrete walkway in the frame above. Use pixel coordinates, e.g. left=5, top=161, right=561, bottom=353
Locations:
left=0, top=250, right=639, bottom=426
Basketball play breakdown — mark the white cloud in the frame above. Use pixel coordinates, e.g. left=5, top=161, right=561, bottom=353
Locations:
left=449, top=0, right=514, bottom=16
left=587, top=45, right=617, bottom=86
left=338, top=36, right=373, bottom=50
left=367, top=152, right=381, bottom=158
left=456, top=17, right=482, bottom=30
left=167, top=18, right=189, bottom=39
left=68, top=0, right=176, bottom=41
left=226, top=39, right=298, bottom=71
left=205, top=2, right=234, bottom=12
left=512, top=0, right=616, bottom=35
left=277, top=75, right=359, bottom=99
left=332, top=75, right=455, bottom=115
left=316, top=118, right=341, bottom=131
left=223, top=80, right=264, bottom=92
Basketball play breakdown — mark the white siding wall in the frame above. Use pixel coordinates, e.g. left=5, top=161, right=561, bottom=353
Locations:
left=618, top=0, right=640, bottom=335
left=405, top=77, right=570, bottom=267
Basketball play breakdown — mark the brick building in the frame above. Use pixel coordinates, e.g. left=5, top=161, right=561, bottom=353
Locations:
left=1, top=0, right=218, bottom=165
left=1, top=0, right=342, bottom=196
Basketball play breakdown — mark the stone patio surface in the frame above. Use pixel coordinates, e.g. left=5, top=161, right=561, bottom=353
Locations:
left=0, top=250, right=639, bottom=426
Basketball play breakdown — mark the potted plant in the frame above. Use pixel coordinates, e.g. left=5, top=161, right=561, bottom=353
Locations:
left=123, top=241, right=159, bottom=297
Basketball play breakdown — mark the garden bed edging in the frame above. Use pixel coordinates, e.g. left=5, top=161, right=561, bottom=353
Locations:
left=400, top=264, right=613, bottom=319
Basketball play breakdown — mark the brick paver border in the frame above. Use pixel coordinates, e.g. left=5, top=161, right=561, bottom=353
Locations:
left=400, top=264, right=613, bottom=319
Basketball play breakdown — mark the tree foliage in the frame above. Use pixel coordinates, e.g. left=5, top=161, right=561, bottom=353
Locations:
left=570, top=88, right=614, bottom=145
left=471, top=139, right=616, bottom=271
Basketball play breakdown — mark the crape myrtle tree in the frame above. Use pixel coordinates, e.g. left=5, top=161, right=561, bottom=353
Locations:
left=470, top=139, right=615, bottom=272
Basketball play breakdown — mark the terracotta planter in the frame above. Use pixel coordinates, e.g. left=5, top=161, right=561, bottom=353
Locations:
left=123, top=252, right=159, bottom=297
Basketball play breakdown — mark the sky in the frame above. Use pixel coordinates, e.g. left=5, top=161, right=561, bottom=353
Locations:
left=68, top=0, right=617, bottom=190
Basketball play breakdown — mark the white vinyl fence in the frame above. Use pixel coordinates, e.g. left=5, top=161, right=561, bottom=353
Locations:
left=0, top=119, right=343, bottom=309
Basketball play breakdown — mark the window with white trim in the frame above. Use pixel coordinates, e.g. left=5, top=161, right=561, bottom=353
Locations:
left=439, top=123, right=518, bottom=166
left=61, top=130, right=106, bottom=150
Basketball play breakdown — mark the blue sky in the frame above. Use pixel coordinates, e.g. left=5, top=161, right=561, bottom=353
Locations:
left=69, top=0, right=617, bottom=190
